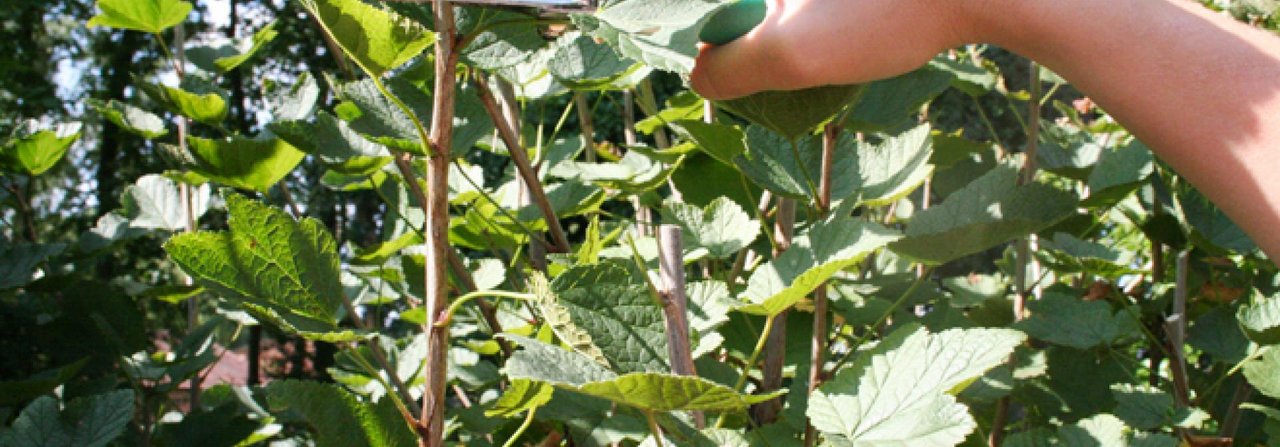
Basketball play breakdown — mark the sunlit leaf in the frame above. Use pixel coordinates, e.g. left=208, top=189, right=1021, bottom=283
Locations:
left=298, top=0, right=434, bottom=77
left=87, top=0, right=191, bottom=34
left=739, top=216, right=900, bottom=316
left=88, top=99, right=167, bottom=139
left=718, top=85, right=862, bottom=141
left=0, top=122, right=81, bottom=176
left=807, top=325, right=1024, bottom=446
left=120, top=174, right=211, bottom=231
left=165, top=193, right=357, bottom=341
left=266, top=380, right=416, bottom=447
left=1238, top=293, right=1280, bottom=345
left=891, top=160, right=1079, bottom=264
left=186, top=135, right=305, bottom=192
left=1014, top=292, right=1138, bottom=350
left=662, top=197, right=759, bottom=259
left=138, top=79, right=228, bottom=126
left=503, top=335, right=782, bottom=412
left=0, top=242, right=65, bottom=290
left=0, top=390, right=134, bottom=447
left=486, top=379, right=554, bottom=418
left=573, top=0, right=729, bottom=74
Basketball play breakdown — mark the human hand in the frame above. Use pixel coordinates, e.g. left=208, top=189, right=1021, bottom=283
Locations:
left=691, top=0, right=976, bottom=100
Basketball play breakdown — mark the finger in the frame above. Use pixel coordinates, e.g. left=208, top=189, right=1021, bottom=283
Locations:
left=696, top=36, right=773, bottom=99
left=691, top=0, right=796, bottom=99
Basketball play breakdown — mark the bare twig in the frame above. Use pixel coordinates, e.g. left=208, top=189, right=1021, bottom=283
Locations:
left=805, top=123, right=840, bottom=447
left=658, top=225, right=703, bottom=427
left=2, top=180, right=38, bottom=242
left=992, top=60, right=1044, bottom=447
left=574, top=92, right=596, bottom=162
left=752, top=198, right=794, bottom=424
left=420, top=2, right=459, bottom=444
left=473, top=75, right=571, bottom=253
left=1167, top=250, right=1192, bottom=406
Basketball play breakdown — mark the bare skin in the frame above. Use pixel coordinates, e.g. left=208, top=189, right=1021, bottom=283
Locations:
left=692, top=0, right=1280, bottom=260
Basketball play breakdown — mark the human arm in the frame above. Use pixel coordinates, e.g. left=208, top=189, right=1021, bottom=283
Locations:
left=691, top=0, right=1280, bottom=260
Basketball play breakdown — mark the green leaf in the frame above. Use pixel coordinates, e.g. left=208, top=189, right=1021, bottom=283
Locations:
left=1057, top=414, right=1127, bottom=446
left=138, top=79, right=228, bottom=126
left=545, top=262, right=670, bottom=373
left=1238, top=294, right=1280, bottom=345
left=503, top=336, right=781, bottom=412
left=164, top=193, right=355, bottom=341
left=1, top=390, right=134, bottom=447
left=1036, top=232, right=1137, bottom=277
left=334, top=77, right=492, bottom=154
left=636, top=92, right=704, bottom=135
left=844, top=66, right=954, bottom=132
left=853, top=124, right=935, bottom=206
left=807, top=325, right=1024, bottom=446
left=267, top=73, right=321, bottom=122
left=661, top=196, right=759, bottom=259
left=88, top=99, right=167, bottom=139
left=0, top=242, right=65, bottom=290
left=669, top=120, right=745, bottom=166
left=270, top=112, right=392, bottom=176
left=459, top=8, right=550, bottom=70
left=1083, top=140, right=1153, bottom=208
left=1005, top=414, right=1179, bottom=447
left=718, top=85, right=863, bottom=141
left=890, top=160, right=1079, bottom=264
left=87, top=0, right=191, bottom=34
left=351, top=231, right=423, bottom=266
left=932, top=57, right=996, bottom=96
left=573, top=0, right=728, bottom=74
left=161, top=402, right=258, bottom=447
left=942, top=273, right=1007, bottom=307
left=0, top=122, right=81, bottom=176
left=1110, top=384, right=1208, bottom=430
left=548, top=32, right=640, bottom=89
left=1178, top=186, right=1257, bottom=254
left=120, top=174, right=211, bottom=231
left=1188, top=305, right=1252, bottom=364
left=739, top=217, right=901, bottom=316
left=186, top=136, right=305, bottom=192
left=548, top=151, right=676, bottom=194
left=298, top=0, right=434, bottom=78
left=266, top=380, right=416, bottom=447
left=529, top=272, right=612, bottom=367
left=141, top=284, right=204, bottom=304
left=929, top=132, right=992, bottom=169
left=1036, top=121, right=1104, bottom=180
left=734, top=125, right=857, bottom=201
left=516, top=180, right=607, bottom=220
left=187, top=22, right=279, bottom=73
left=577, top=372, right=783, bottom=412
left=1014, top=292, right=1137, bottom=350
left=1244, top=346, right=1280, bottom=399
left=486, top=379, right=554, bottom=418
left=0, top=359, right=88, bottom=406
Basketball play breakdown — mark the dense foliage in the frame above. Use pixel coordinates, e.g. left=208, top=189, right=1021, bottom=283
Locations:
left=3, top=0, right=1280, bottom=446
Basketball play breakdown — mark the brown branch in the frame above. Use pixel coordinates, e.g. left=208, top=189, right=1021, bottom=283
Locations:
left=472, top=75, right=571, bottom=253
left=805, top=123, right=840, bottom=447
left=752, top=198, right=794, bottom=425
left=575, top=93, right=596, bottom=162
left=657, top=225, right=702, bottom=428
left=420, top=1, right=459, bottom=444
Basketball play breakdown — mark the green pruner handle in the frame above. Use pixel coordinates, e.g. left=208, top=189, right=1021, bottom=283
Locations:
left=699, top=0, right=766, bottom=45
